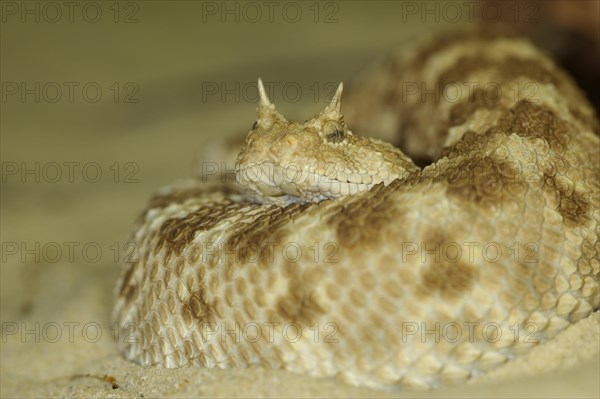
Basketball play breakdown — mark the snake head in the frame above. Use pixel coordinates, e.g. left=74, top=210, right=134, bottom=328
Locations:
left=235, top=78, right=418, bottom=205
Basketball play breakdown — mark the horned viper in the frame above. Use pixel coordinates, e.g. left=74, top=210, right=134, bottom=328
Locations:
left=113, top=31, right=599, bottom=390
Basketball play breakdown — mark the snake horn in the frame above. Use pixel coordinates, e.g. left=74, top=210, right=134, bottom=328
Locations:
left=321, top=82, right=344, bottom=121
left=256, top=78, right=286, bottom=125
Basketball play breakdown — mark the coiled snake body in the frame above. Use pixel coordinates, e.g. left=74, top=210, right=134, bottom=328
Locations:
left=114, top=32, right=599, bottom=389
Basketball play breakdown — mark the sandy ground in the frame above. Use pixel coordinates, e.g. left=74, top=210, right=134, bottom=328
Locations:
left=1, top=2, right=599, bottom=398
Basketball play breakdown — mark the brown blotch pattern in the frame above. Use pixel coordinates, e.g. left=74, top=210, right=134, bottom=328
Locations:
left=491, top=101, right=570, bottom=147
left=157, top=207, right=224, bottom=258
left=186, top=291, right=217, bottom=326
left=225, top=202, right=313, bottom=269
left=418, top=228, right=478, bottom=301
left=543, top=173, right=592, bottom=228
left=184, top=273, right=214, bottom=324
left=492, top=102, right=592, bottom=227
left=420, top=258, right=478, bottom=300
left=276, top=275, right=325, bottom=325
left=329, top=180, right=404, bottom=250
left=449, top=89, right=502, bottom=126
left=438, top=55, right=597, bottom=144
left=443, top=155, right=523, bottom=206
left=442, top=100, right=594, bottom=228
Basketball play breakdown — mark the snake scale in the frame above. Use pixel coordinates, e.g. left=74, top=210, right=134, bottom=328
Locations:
left=113, top=31, right=600, bottom=390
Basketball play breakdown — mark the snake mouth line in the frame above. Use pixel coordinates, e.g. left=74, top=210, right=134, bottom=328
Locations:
left=236, top=163, right=392, bottom=200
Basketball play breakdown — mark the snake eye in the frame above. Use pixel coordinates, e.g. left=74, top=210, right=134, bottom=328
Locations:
left=252, top=121, right=258, bottom=130
left=323, top=121, right=345, bottom=143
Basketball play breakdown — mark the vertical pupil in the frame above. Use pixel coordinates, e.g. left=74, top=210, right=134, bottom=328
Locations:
left=328, top=129, right=343, bottom=142
left=252, top=121, right=258, bottom=130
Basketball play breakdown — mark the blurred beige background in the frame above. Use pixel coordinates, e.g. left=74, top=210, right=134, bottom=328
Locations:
left=1, top=1, right=598, bottom=397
